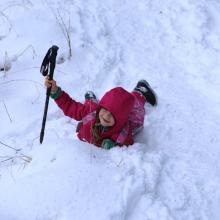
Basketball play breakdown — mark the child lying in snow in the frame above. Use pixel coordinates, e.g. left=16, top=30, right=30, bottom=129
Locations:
left=44, top=79, right=157, bottom=149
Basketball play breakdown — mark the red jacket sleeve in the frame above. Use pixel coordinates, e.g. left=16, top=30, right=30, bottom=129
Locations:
left=55, top=91, right=98, bottom=121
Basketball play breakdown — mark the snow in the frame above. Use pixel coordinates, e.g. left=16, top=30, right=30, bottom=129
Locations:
left=1, top=0, right=220, bottom=219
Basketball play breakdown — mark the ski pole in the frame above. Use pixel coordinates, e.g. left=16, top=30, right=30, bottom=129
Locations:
left=39, top=45, right=59, bottom=144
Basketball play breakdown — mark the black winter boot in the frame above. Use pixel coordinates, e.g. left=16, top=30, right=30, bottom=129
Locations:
left=85, top=91, right=97, bottom=102
left=134, top=80, right=157, bottom=106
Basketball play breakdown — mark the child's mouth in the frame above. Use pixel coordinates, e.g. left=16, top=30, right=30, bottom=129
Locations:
left=102, top=118, right=110, bottom=124
left=102, top=118, right=109, bottom=124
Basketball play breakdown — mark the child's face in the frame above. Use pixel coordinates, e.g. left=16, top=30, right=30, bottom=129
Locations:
left=99, top=108, right=115, bottom=127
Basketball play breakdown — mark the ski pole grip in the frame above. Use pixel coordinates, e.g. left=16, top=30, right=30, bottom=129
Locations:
left=48, top=45, right=59, bottom=80
left=40, top=45, right=59, bottom=77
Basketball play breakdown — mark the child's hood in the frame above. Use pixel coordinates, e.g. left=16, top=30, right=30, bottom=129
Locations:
left=99, top=87, right=134, bottom=132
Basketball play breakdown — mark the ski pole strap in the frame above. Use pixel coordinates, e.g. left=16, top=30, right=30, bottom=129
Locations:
left=40, top=45, right=59, bottom=77
left=40, top=49, right=50, bottom=76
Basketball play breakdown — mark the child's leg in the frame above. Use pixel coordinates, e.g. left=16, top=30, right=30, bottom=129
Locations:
left=85, top=91, right=98, bottom=103
left=129, top=91, right=146, bottom=135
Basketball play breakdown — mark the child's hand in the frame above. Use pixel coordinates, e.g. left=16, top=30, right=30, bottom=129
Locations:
left=44, top=77, right=58, bottom=93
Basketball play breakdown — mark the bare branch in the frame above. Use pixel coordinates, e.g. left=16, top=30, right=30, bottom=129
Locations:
left=2, top=1, right=32, bottom=12
left=16, top=44, right=37, bottom=60
left=0, top=45, right=36, bottom=76
left=0, top=10, right=13, bottom=33
left=2, top=52, right=12, bottom=77
left=2, top=100, right=12, bottom=123
left=0, top=154, right=32, bottom=166
left=0, top=79, right=44, bottom=88
left=0, top=140, right=32, bottom=169
left=56, top=9, right=72, bottom=59
left=45, top=0, right=72, bottom=60
left=0, top=140, right=21, bottom=152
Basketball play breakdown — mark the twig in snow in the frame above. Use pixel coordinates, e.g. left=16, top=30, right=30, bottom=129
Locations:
left=0, top=154, right=32, bottom=170
left=19, top=154, right=32, bottom=163
left=0, top=10, right=13, bottom=34
left=0, top=79, right=43, bottom=88
left=15, top=44, right=37, bottom=60
left=2, top=52, right=12, bottom=77
left=0, top=150, right=32, bottom=164
left=2, top=1, right=33, bottom=12
left=56, top=9, right=72, bottom=59
left=0, top=45, right=36, bottom=76
left=0, top=0, right=33, bottom=39
left=45, top=0, right=73, bottom=60
left=2, top=100, right=12, bottom=123
left=116, top=158, right=123, bottom=167
left=0, top=152, right=32, bottom=163
left=0, top=156, right=14, bottom=163
left=0, top=140, right=21, bottom=152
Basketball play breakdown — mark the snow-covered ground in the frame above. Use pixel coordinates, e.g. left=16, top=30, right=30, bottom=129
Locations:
left=1, top=0, right=220, bottom=219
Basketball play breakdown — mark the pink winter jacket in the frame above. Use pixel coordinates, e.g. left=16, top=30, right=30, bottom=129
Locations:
left=55, top=87, right=135, bottom=147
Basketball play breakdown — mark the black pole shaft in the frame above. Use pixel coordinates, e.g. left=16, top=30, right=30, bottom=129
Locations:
left=39, top=45, right=59, bottom=144
left=40, top=88, right=51, bottom=144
